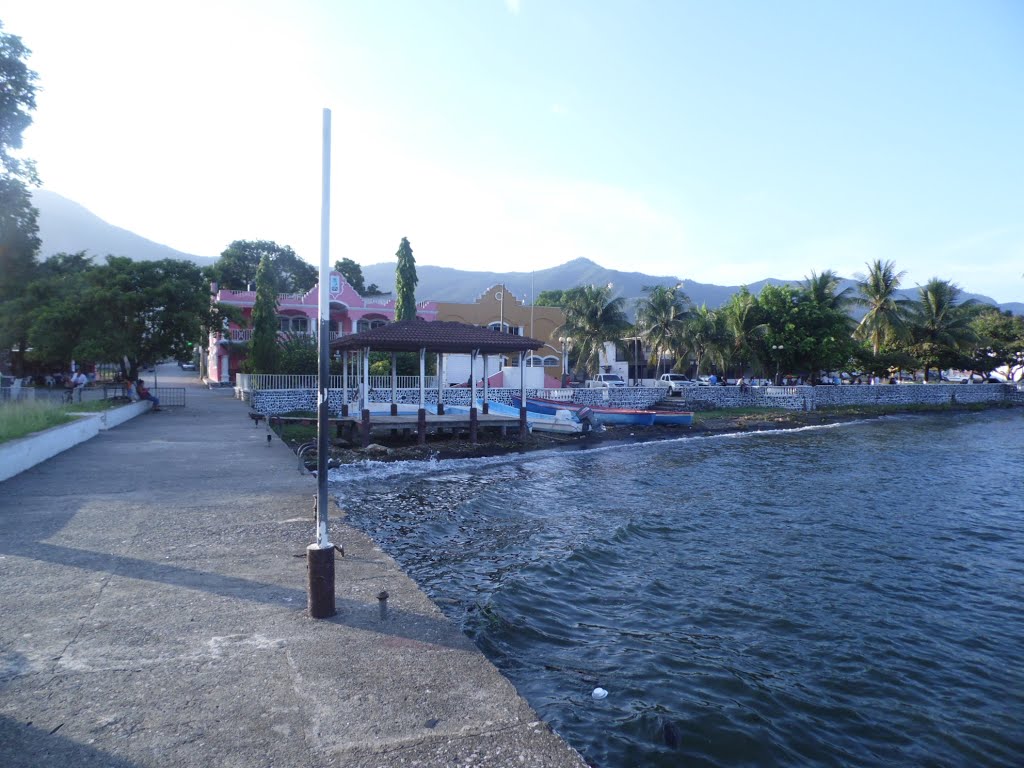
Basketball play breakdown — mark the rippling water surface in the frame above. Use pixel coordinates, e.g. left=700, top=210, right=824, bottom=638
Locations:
left=330, top=411, right=1024, bottom=767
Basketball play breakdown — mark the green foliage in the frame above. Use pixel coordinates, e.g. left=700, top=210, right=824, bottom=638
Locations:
left=208, top=240, right=316, bottom=294
left=558, top=284, right=630, bottom=378
left=334, top=257, right=366, bottom=293
left=854, top=259, right=911, bottom=356
left=535, top=289, right=567, bottom=307
left=275, top=332, right=317, bottom=375
left=247, top=255, right=279, bottom=373
left=964, top=308, right=1024, bottom=378
left=634, top=285, right=690, bottom=373
left=394, top=237, right=418, bottom=321
left=0, top=399, right=76, bottom=443
left=907, top=278, right=978, bottom=380
left=0, top=23, right=39, bottom=182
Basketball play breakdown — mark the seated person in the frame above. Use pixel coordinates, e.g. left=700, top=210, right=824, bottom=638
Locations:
left=135, top=379, right=160, bottom=411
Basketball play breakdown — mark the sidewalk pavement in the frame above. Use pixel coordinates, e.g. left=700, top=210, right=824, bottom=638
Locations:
left=0, top=366, right=586, bottom=768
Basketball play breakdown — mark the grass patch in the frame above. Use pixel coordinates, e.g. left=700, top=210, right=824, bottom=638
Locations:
left=0, top=400, right=80, bottom=443
left=0, top=397, right=129, bottom=444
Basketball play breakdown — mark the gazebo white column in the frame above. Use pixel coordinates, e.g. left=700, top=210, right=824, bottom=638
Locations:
left=360, top=345, right=370, bottom=447
left=418, top=347, right=426, bottom=445
left=482, top=354, right=489, bottom=414
left=519, top=350, right=527, bottom=442
left=390, top=351, right=398, bottom=415
left=436, top=352, right=445, bottom=415
left=469, top=349, right=479, bottom=444
left=341, top=350, right=349, bottom=416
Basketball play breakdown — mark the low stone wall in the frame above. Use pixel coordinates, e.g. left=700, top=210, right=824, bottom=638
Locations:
left=250, top=383, right=1020, bottom=416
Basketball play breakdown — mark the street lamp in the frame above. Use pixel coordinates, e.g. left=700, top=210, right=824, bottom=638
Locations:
left=771, top=344, right=784, bottom=386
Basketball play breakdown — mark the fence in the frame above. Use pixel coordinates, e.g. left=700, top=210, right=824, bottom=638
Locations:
left=235, top=373, right=440, bottom=394
left=0, top=384, right=186, bottom=407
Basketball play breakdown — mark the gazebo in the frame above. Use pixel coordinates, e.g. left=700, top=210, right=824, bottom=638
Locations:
left=330, top=320, right=545, bottom=445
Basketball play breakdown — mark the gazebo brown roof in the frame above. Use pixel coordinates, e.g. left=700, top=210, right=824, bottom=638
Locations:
left=330, top=320, right=544, bottom=354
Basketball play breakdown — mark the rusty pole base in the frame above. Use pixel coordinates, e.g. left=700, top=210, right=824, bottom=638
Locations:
left=361, top=409, right=370, bottom=447
left=469, top=408, right=478, bottom=444
left=417, top=408, right=426, bottom=445
left=307, top=544, right=336, bottom=619
left=482, top=402, right=489, bottom=415
left=436, top=402, right=445, bottom=415
left=390, top=403, right=398, bottom=416
left=341, top=403, right=349, bottom=417
left=519, top=407, right=528, bottom=443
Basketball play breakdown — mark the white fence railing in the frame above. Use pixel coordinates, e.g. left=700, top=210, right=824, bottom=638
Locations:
left=226, top=329, right=346, bottom=342
left=236, top=373, right=441, bottom=392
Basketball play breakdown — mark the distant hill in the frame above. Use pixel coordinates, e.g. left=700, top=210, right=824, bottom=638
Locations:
left=31, top=189, right=215, bottom=267
left=363, top=257, right=1023, bottom=316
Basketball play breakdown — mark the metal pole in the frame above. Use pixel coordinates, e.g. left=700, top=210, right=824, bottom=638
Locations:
left=308, top=107, right=336, bottom=619
left=418, top=347, right=426, bottom=445
left=519, top=350, right=527, bottom=441
left=341, top=350, right=348, bottom=416
left=390, top=351, right=398, bottom=416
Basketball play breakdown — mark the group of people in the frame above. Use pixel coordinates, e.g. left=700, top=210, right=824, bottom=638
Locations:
left=129, top=378, right=160, bottom=411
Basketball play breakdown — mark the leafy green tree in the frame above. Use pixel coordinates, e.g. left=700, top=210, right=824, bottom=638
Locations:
left=394, top=237, right=418, bottom=321
left=334, top=257, right=366, bottom=293
left=963, top=308, right=1024, bottom=379
left=634, top=284, right=690, bottom=376
left=208, top=240, right=316, bottom=294
left=802, top=269, right=855, bottom=314
left=25, top=256, right=215, bottom=381
left=247, top=255, right=279, bottom=373
left=0, top=23, right=38, bottom=182
left=854, top=259, right=910, bottom=356
left=907, top=278, right=978, bottom=381
left=0, top=23, right=41, bottom=371
left=535, top=289, right=567, bottom=307
left=558, top=284, right=630, bottom=378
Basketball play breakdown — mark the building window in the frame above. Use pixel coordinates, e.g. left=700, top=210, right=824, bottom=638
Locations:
left=542, top=356, right=559, bottom=367
left=291, top=317, right=308, bottom=333
left=277, top=317, right=290, bottom=333
left=525, top=355, right=544, bottom=367
left=488, top=321, right=522, bottom=335
left=356, top=318, right=388, bottom=333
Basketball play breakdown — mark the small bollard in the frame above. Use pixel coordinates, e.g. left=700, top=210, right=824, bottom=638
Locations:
left=377, top=590, right=389, bottom=620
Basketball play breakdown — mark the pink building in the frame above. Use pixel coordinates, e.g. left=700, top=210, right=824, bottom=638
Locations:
left=206, top=271, right=438, bottom=384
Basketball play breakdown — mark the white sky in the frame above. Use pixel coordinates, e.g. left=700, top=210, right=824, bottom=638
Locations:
left=4, top=0, right=1023, bottom=302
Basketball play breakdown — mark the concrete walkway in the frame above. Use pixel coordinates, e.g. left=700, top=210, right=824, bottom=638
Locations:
left=0, top=364, right=586, bottom=768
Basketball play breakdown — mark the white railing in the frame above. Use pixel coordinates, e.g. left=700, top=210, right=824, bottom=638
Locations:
left=226, top=329, right=346, bottom=342
left=235, top=373, right=440, bottom=392
left=764, top=386, right=803, bottom=396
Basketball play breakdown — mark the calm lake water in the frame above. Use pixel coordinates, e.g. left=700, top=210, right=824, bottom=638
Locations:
left=330, top=410, right=1024, bottom=767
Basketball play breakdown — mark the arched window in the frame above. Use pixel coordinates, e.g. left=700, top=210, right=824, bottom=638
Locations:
left=525, top=355, right=545, bottom=367
left=542, top=356, right=559, bottom=367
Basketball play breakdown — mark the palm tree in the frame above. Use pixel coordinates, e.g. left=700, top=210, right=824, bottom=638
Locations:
left=803, top=269, right=855, bottom=314
left=558, top=284, right=630, bottom=379
left=634, top=285, right=691, bottom=377
left=854, top=259, right=910, bottom=356
left=909, top=278, right=978, bottom=381
left=720, top=287, right=766, bottom=376
left=680, top=304, right=722, bottom=377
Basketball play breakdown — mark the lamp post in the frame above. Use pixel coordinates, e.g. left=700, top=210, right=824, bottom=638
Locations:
left=771, top=344, right=784, bottom=386
left=559, top=336, right=569, bottom=385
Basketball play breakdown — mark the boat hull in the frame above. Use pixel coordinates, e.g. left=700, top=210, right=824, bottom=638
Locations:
left=589, top=408, right=657, bottom=426
left=651, top=411, right=694, bottom=426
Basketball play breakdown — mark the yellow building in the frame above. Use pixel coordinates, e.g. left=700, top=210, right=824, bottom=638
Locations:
left=436, top=284, right=567, bottom=386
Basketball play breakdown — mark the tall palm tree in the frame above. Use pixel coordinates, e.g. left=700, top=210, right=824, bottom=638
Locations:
left=910, top=278, right=978, bottom=381
left=680, top=304, right=722, bottom=376
left=634, top=284, right=691, bottom=377
left=720, top=287, right=766, bottom=376
left=854, top=259, right=910, bottom=356
left=558, top=284, right=630, bottom=379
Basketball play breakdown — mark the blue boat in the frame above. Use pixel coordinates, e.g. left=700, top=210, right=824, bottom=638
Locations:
left=651, top=411, right=694, bottom=426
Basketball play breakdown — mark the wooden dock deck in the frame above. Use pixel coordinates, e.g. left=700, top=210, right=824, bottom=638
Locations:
left=268, top=410, right=524, bottom=445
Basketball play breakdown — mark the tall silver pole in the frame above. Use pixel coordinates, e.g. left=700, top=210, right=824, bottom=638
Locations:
left=309, top=107, right=336, bottom=619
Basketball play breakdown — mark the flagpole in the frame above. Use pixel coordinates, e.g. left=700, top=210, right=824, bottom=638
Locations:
left=308, top=107, right=336, bottom=619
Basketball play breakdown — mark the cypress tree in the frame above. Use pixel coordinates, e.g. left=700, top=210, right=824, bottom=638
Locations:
left=394, top=237, right=418, bottom=321
left=249, top=255, right=279, bottom=372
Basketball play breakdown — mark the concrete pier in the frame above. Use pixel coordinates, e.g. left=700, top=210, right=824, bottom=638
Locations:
left=0, top=365, right=585, bottom=767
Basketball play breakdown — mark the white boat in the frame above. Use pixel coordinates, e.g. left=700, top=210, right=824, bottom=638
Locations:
left=447, top=400, right=587, bottom=434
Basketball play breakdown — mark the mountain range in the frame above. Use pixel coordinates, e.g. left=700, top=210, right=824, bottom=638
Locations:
left=31, top=189, right=1024, bottom=316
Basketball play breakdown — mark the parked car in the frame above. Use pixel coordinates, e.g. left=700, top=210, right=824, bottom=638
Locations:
left=181, top=362, right=197, bottom=371
left=656, top=373, right=696, bottom=395
left=586, top=373, right=627, bottom=388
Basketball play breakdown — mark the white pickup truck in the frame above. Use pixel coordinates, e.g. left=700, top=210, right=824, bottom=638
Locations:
left=586, top=373, right=627, bottom=388
left=656, top=373, right=696, bottom=395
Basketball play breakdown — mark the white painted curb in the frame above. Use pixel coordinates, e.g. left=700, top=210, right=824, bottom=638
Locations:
left=0, top=401, right=152, bottom=482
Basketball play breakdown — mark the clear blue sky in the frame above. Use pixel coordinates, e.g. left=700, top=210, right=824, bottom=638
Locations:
left=5, top=0, right=1023, bottom=301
